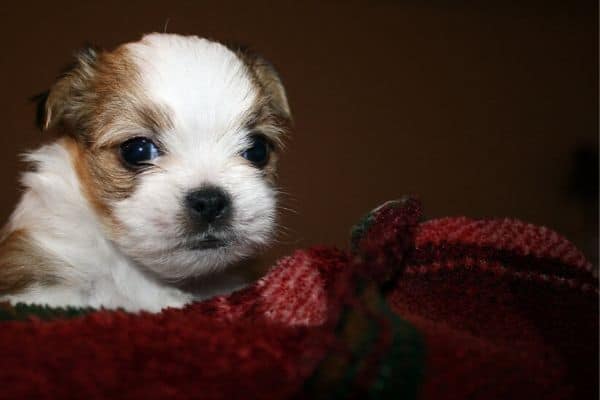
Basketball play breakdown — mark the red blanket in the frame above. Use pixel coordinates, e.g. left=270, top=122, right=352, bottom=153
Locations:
left=0, top=197, right=597, bottom=399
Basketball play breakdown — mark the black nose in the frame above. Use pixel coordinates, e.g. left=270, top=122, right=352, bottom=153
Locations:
left=185, top=187, right=231, bottom=225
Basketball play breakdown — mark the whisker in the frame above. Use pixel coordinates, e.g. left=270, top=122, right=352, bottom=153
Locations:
left=277, top=206, right=299, bottom=215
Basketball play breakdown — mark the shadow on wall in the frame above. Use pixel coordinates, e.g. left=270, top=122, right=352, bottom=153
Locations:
left=567, top=145, right=599, bottom=270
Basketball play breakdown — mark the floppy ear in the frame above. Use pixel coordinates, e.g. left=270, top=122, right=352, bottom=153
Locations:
left=229, top=45, right=291, bottom=123
left=248, top=56, right=291, bottom=122
left=34, top=46, right=100, bottom=131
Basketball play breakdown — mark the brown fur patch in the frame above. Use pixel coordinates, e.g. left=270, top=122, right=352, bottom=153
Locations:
left=87, top=47, right=174, bottom=147
left=63, top=137, right=131, bottom=220
left=42, top=46, right=99, bottom=132
left=232, top=47, right=292, bottom=122
left=42, top=43, right=174, bottom=144
left=46, top=46, right=175, bottom=222
left=0, top=230, right=58, bottom=295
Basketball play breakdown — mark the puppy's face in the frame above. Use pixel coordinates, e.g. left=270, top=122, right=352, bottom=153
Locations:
left=40, top=34, right=291, bottom=279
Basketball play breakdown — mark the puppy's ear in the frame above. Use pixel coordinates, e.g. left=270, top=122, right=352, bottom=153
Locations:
left=230, top=45, right=291, bottom=123
left=249, top=56, right=291, bottom=122
left=36, top=45, right=100, bottom=131
left=31, top=90, right=50, bottom=131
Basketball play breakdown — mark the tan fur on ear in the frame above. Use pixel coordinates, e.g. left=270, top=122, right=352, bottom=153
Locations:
left=249, top=57, right=291, bottom=121
left=42, top=46, right=100, bottom=131
left=231, top=46, right=291, bottom=123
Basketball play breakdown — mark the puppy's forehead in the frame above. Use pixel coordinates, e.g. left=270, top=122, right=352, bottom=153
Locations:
left=125, top=34, right=257, bottom=132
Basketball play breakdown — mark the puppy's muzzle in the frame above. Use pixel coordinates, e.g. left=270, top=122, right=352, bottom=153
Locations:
left=185, top=187, right=232, bottom=228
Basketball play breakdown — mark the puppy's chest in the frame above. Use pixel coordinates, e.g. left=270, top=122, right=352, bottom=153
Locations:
left=21, top=241, right=193, bottom=312
left=72, top=254, right=192, bottom=311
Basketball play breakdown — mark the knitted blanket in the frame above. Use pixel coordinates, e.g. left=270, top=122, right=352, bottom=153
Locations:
left=0, top=197, right=597, bottom=399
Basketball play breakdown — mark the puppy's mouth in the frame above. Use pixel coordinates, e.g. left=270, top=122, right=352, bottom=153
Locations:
left=186, top=235, right=229, bottom=250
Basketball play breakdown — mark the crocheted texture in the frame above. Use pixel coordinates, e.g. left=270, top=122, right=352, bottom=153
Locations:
left=0, top=198, right=597, bottom=399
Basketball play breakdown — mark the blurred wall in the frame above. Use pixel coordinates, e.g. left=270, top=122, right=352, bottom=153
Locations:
left=0, top=1, right=597, bottom=268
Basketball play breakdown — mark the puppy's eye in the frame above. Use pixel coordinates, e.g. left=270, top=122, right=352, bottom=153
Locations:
left=241, top=135, right=270, bottom=168
left=120, top=137, right=161, bottom=167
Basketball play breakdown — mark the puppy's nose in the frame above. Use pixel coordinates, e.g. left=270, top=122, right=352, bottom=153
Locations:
left=185, top=187, right=231, bottom=225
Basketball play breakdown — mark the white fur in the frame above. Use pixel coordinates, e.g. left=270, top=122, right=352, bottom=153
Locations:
left=0, top=34, right=279, bottom=312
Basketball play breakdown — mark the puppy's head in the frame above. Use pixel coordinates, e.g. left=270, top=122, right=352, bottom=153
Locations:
left=37, top=33, right=291, bottom=279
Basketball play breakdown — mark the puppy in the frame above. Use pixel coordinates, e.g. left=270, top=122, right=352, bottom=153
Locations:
left=0, top=33, right=291, bottom=312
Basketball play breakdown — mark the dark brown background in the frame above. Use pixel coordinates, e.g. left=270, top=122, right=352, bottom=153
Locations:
left=0, top=1, right=597, bottom=269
